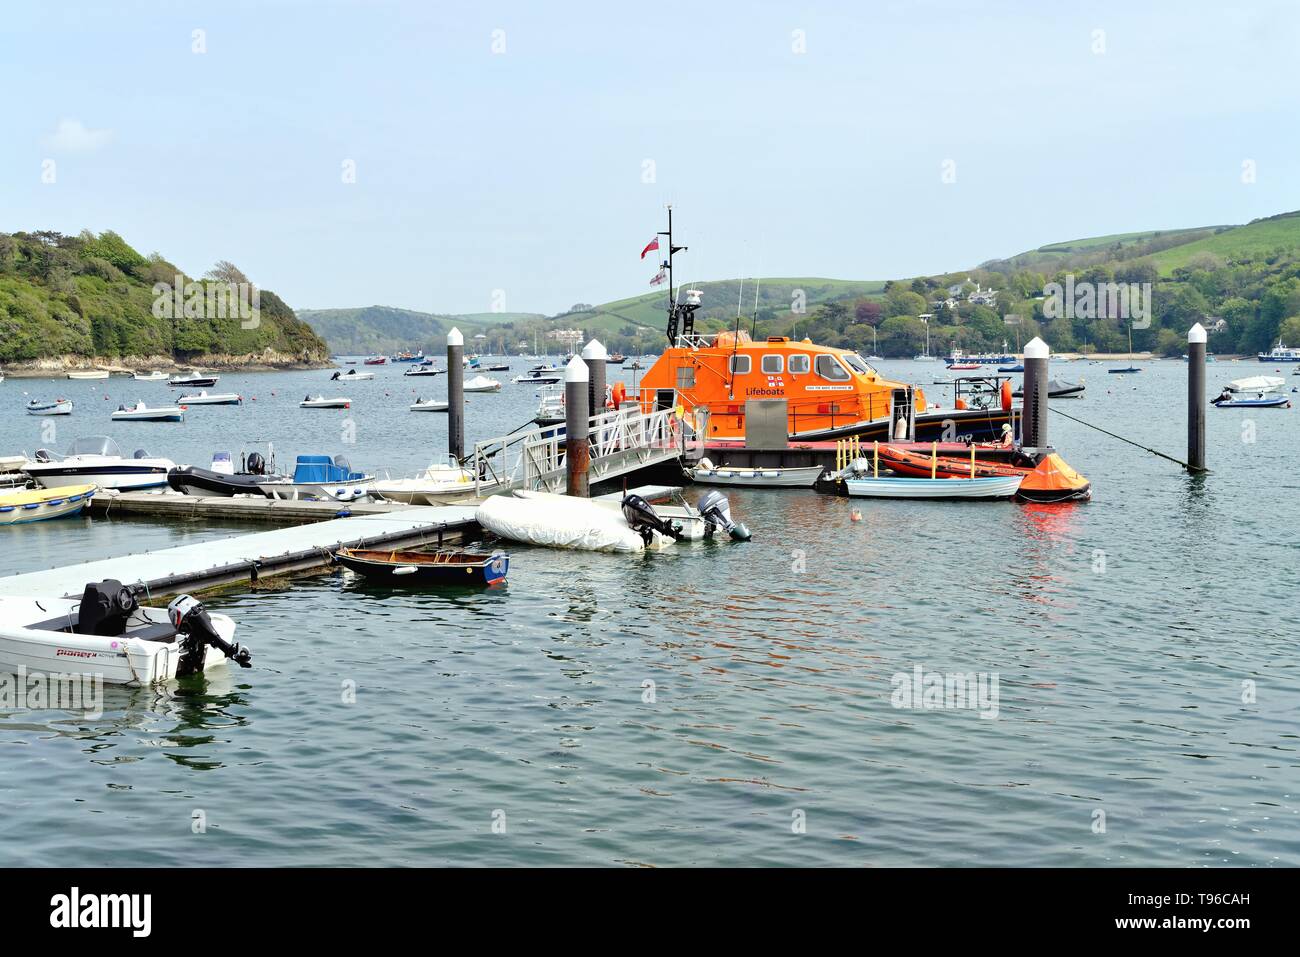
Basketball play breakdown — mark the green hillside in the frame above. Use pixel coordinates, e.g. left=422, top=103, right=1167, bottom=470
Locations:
left=1146, top=210, right=1300, bottom=275
left=0, top=229, right=327, bottom=365
left=298, top=305, right=543, bottom=355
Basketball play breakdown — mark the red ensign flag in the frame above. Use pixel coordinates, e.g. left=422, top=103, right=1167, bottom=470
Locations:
left=640, top=237, right=660, bottom=259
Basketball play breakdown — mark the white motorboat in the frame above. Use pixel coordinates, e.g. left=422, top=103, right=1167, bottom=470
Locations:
left=512, top=371, right=562, bottom=385
left=176, top=391, right=242, bottom=405
left=404, top=366, right=443, bottom=377
left=168, top=373, right=219, bottom=388
left=26, top=398, right=74, bottom=416
left=687, top=459, right=824, bottom=488
left=133, top=370, right=169, bottom=381
left=372, top=458, right=475, bottom=505
left=410, top=398, right=449, bottom=412
left=534, top=386, right=565, bottom=425
left=331, top=369, right=374, bottom=381
left=464, top=375, right=502, bottom=393
left=111, top=401, right=185, bottom=422
left=258, top=454, right=373, bottom=501
left=300, top=395, right=351, bottom=409
left=23, top=435, right=175, bottom=490
left=0, top=581, right=251, bottom=685
left=67, top=369, right=110, bottom=380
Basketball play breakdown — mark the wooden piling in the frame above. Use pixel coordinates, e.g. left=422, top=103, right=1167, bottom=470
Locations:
left=1187, top=322, right=1207, bottom=472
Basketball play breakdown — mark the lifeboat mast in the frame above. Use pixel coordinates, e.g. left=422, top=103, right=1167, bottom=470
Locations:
left=660, top=205, right=701, bottom=344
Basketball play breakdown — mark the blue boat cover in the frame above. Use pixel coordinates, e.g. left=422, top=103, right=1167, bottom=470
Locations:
left=292, top=455, right=363, bottom=483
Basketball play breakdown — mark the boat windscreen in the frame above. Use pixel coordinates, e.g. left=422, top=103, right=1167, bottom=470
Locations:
left=842, top=354, right=871, bottom=375
left=67, top=435, right=121, bottom=457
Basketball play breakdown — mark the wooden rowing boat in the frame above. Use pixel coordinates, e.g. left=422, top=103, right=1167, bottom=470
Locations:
left=336, top=547, right=509, bottom=585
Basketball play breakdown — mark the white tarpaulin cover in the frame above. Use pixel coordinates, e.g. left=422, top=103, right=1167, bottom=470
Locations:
left=476, top=491, right=646, bottom=553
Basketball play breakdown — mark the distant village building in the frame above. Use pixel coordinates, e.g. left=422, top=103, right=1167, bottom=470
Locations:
left=967, top=283, right=998, bottom=306
left=548, top=329, right=584, bottom=347
left=1205, top=316, right=1227, bottom=332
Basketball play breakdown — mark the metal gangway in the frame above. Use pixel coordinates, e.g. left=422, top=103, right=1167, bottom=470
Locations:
left=469, top=405, right=685, bottom=496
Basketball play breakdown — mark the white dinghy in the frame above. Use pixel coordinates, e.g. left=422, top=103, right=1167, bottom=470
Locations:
left=409, top=398, right=449, bottom=412
left=372, top=457, right=474, bottom=505
left=111, top=401, right=185, bottom=422
left=300, top=395, right=351, bottom=409
left=176, top=391, right=243, bottom=406
left=0, top=580, right=252, bottom=686
left=687, top=458, right=824, bottom=488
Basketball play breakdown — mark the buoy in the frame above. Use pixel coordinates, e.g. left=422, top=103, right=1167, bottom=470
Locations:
left=1000, top=379, right=1013, bottom=411
left=850, top=509, right=862, bottom=522
left=955, top=397, right=967, bottom=411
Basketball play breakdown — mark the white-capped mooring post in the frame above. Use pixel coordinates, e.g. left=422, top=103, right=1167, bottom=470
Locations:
left=582, top=339, right=607, bottom=421
left=447, top=327, right=465, bottom=462
left=1020, top=336, right=1051, bottom=460
left=565, top=355, right=590, bottom=497
left=1187, top=322, right=1207, bottom=472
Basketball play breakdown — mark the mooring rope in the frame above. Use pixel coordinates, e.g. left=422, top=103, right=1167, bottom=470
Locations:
left=1048, top=406, right=1208, bottom=473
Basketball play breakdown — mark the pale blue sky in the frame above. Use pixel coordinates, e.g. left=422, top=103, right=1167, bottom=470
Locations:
left=4, top=0, right=1297, bottom=315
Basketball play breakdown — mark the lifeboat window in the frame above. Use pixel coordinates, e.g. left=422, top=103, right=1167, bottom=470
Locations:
left=842, top=353, right=870, bottom=375
left=760, top=354, right=784, bottom=374
left=729, top=354, right=751, bottom=375
left=788, top=354, right=810, bottom=374
left=815, top=354, right=851, bottom=381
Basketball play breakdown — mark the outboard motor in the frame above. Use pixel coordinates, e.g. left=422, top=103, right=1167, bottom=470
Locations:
left=698, top=490, right=752, bottom=541
left=246, top=451, right=267, bottom=475
left=621, top=493, right=683, bottom=546
left=167, top=594, right=252, bottom=676
left=74, top=579, right=139, bottom=636
left=331, top=370, right=341, bottom=380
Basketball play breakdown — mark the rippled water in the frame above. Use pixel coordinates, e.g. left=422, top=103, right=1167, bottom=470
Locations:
left=0, top=359, right=1295, bottom=866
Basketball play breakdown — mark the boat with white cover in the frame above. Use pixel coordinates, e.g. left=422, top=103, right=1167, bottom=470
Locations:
left=688, top=459, right=824, bottom=488
left=331, top=369, right=374, bottom=381
left=176, top=391, right=242, bottom=405
left=0, top=580, right=251, bottom=685
left=23, top=436, right=175, bottom=490
left=464, top=375, right=502, bottom=393
left=111, top=401, right=185, bottom=422
left=300, top=395, right=351, bottom=409
left=26, top=398, right=74, bottom=416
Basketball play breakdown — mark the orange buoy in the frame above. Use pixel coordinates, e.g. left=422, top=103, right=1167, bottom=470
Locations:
left=1000, top=379, right=1013, bottom=411
left=850, top=509, right=862, bottom=522
left=611, top=381, right=626, bottom=408
left=954, top=397, right=967, bottom=411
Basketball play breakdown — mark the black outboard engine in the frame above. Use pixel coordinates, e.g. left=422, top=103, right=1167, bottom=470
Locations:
left=246, top=451, right=267, bottom=475
left=698, top=490, right=752, bottom=541
left=331, top=370, right=341, bottom=380
left=74, top=579, right=139, bottom=636
left=167, top=594, right=253, bottom=676
left=621, top=493, right=683, bottom=546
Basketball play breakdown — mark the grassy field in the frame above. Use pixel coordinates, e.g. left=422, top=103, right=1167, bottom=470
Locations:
left=1146, top=211, right=1300, bottom=275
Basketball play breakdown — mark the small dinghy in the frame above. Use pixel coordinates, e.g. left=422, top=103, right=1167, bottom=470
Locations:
left=133, top=370, right=169, bottom=381
left=111, top=401, right=185, bottom=422
left=477, top=490, right=675, bottom=552
left=336, top=548, right=509, bottom=586
left=872, top=444, right=1032, bottom=480
left=26, top=398, right=74, bottom=416
left=176, top=391, right=242, bottom=405
left=409, top=398, right=449, bottom=412
left=0, top=484, right=96, bottom=525
left=331, top=369, right=374, bottom=381
left=843, top=474, right=1022, bottom=499
left=1107, top=366, right=1142, bottom=374
left=463, top=374, right=502, bottom=393
left=688, top=458, right=823, bottom=488
left=1212, top=376, right=1290, bottom=408
left=67, top=369, right=110, bottom=380
left=487, top=364, right=511, bottom=372
left=300, top=395, right=351, bottom=409
left=168, top=373, right=219, bottom=388
left=0, top=580, right=251, bottom=685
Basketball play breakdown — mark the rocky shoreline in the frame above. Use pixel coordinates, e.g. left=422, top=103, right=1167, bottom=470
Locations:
left=1, top=349, right=332, bottom=378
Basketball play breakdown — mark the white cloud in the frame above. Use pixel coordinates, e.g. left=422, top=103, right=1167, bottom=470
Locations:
left=44, top=118, right=113, bottom=153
